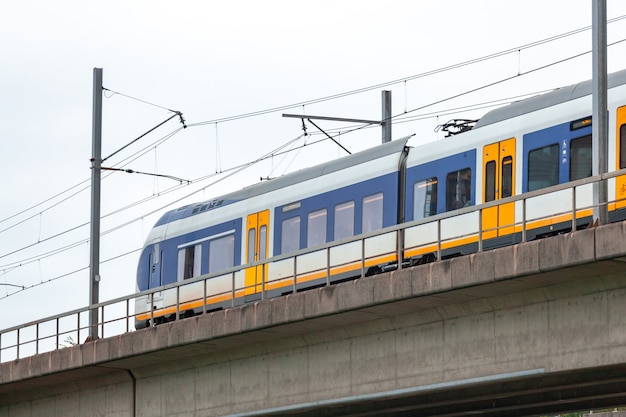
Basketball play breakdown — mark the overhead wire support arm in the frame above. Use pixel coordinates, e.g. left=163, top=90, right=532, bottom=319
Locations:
left=282, top=113, right=384, bottom=155
left=101, top=112, right=182, bottom=163
left=305, top=118, right=352, bottom=155
left=100, top=166, right=191, bottom=184
left=177, top=111, right=187, bottom=129
left=0, top=282, right=25, bottom=290
left=282, top=113, right=382, bottom=125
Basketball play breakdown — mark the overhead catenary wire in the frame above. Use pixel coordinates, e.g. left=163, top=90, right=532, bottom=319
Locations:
left=0, top=34, right=617, bottom=273
left=187, top=14, right=626, bottom=127
left=0, top=84, right=554, bottom=273
left=0, top=36, right=615, bottom=270
left=0, top=247, right=142, bottom=300
left=3, top=19, right=626, bottom=291
left=102, top=112, right=181, bottom=163
left=102, top=87, right=181, bottom=114
left=3, top=16, right=625, bottom=232
left=0, top=133, right=306, bottom=271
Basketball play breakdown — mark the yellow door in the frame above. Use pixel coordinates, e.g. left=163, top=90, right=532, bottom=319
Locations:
left=616, top=106, right=626, bottom=209
left=245, top=210, right=269, bottom=295
left=482, top=138, right=516, bottom=239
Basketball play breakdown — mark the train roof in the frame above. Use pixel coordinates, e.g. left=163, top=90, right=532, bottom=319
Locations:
left=155, top=135, right=412, bottom=226
left=474, top=68, right=626, bottom=129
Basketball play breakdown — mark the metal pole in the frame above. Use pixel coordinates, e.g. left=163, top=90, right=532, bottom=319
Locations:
left=592, top=0, right=608, bottom=225
left=89, top=68, right=103, bottom=341
left=382, top=90, right=392, bottom=143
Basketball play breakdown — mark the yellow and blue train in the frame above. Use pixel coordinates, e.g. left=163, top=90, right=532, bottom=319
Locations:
left=135, top=69, right=626, bottom=328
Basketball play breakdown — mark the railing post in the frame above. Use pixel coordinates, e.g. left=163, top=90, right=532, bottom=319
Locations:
left=176, top=286, right=181, bottom=320
left=326, top=248, right=331, bottom=286
left=522, top=199, right=527, bottom=243
left=572, top=185, right=577, bottom=232
left=36, top=322, right=40, bottom=355
left=150, top=292, right=154, bottom=327
left=101, top=305, right=106, bottom=338
left=478, top=208, right=483, bottom=253
left=231, top=272, right=235, bottom=308
left=293, top=256, right=298, bottom=294
left=361, top=238, right=366, bottom=277
left=203, top=278, right=207, bottom=314
left=126, top=299, right=130, bottom=333
left=291, top=256, right=298, bottom=294
left=261, top=262, right=266, bottom=300
left=437, top=219, right=442, bottom=261
left=397, top=230, right=403, bottom=270
left=16, top=328, right=20, bottom=359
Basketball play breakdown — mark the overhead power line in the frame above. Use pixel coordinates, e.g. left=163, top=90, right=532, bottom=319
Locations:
left=4, top=15, right=626, bottom=233
left=102, top=87, right=182, bottom=114
left=3, top=18, right=626, bottom=291
left=0, top=36, right=620, bottom=271
left=188, top=14, right=626, bottom=127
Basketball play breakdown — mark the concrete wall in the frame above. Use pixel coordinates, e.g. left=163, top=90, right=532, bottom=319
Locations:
left=4, top=271, right=625, bottom=416
left=2, top=221, right=626, bottom=416
left=0, top=373, right=133, bottom=417
left=126, top=272, right=626, bottom=416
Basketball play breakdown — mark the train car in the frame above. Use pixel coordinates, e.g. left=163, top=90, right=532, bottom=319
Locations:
left=135, top=69, right=626, bottom=329
left=134, top=137, right=411, bottom=328
left=404, top=69, right=626, bottom=262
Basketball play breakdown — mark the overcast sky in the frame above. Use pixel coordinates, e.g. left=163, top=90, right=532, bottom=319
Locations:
left=2, top=1, right=626, bottom=337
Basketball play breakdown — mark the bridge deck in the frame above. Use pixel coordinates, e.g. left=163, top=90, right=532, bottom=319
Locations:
left=2, top=222, right=626, bottom=416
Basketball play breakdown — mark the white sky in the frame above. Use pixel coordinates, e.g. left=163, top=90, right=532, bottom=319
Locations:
left=2, top=0, right=626, bottom=334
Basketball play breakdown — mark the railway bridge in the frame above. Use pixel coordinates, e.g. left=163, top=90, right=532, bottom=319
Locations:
left=2, top=221, right=626, bottom=416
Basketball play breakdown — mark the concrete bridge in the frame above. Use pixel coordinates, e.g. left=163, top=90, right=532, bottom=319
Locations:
left=2, top=221, right=626, bottom=416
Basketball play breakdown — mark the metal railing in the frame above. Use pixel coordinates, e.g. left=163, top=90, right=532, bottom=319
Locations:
left=1, top=170, right=625, bottom=363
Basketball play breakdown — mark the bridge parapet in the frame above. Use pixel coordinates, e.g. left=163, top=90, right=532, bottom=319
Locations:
left=1, top=221, right=626, bottom=416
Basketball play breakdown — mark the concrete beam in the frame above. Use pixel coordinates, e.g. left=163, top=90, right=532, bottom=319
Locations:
left=2, top=221, right=626, bottom=416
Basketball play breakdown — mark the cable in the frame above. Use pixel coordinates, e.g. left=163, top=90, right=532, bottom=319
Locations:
left=3, top=22, right=626, bottom=290
left=0, top=74, right=572, bottom=275
left=0, top=36, right=607, bottom=269
left=3, top=16, right=625, bottom=234
left=187, top=14, right=626, bottom=128
left=0, top=179, right=90, bottom=227
left=102, top=87, right=181, bottom=114
left=395, top=37, right=626, bottom=120
left=0, top=133, right=306, bottom=272
left=0, top=247, right=142, bottom=301
left=102, top=113, right=180, bottom=163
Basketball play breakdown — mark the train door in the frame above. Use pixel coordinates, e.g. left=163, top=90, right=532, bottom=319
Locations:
left=482, top=138, right=516, bottom=239
left=244, top=210, right=269, bottom=295
left=616, top=106, right=626, bottom=209
left=149, top=243, right=162, bottom=288
left=148, top=243, right=163, bottom=308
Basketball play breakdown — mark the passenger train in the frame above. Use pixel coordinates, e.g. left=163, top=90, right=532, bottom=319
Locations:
left=135, top=69, right=626, bottom=329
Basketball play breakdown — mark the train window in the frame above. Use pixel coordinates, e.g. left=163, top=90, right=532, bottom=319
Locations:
left=446, top=168, right=472, bottom=211
left=247, top=229, right=255, bottom=263
left=485, top=161, right=496, bottom=202
left=209, top=235, right=235, bottom=273
left=621, top=125, right=626, bottom=169
left=502, top=156, right=513, bottom=198
left=281, top=216, right=300, bottom=254
left=177, top=244, right=201, bottom=280
left=334, top=201, right=355, bottom=240
left=259, top=226, right=267, bottom=260
left=413, top=178, right=438, bottom=219
left=570, top=135, right=592, bottom=181
left=307, top=209, right=327, bottom=248
left=528, top=144, right=559, bottom=191
left=362, top=193, right=383, bottom=233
